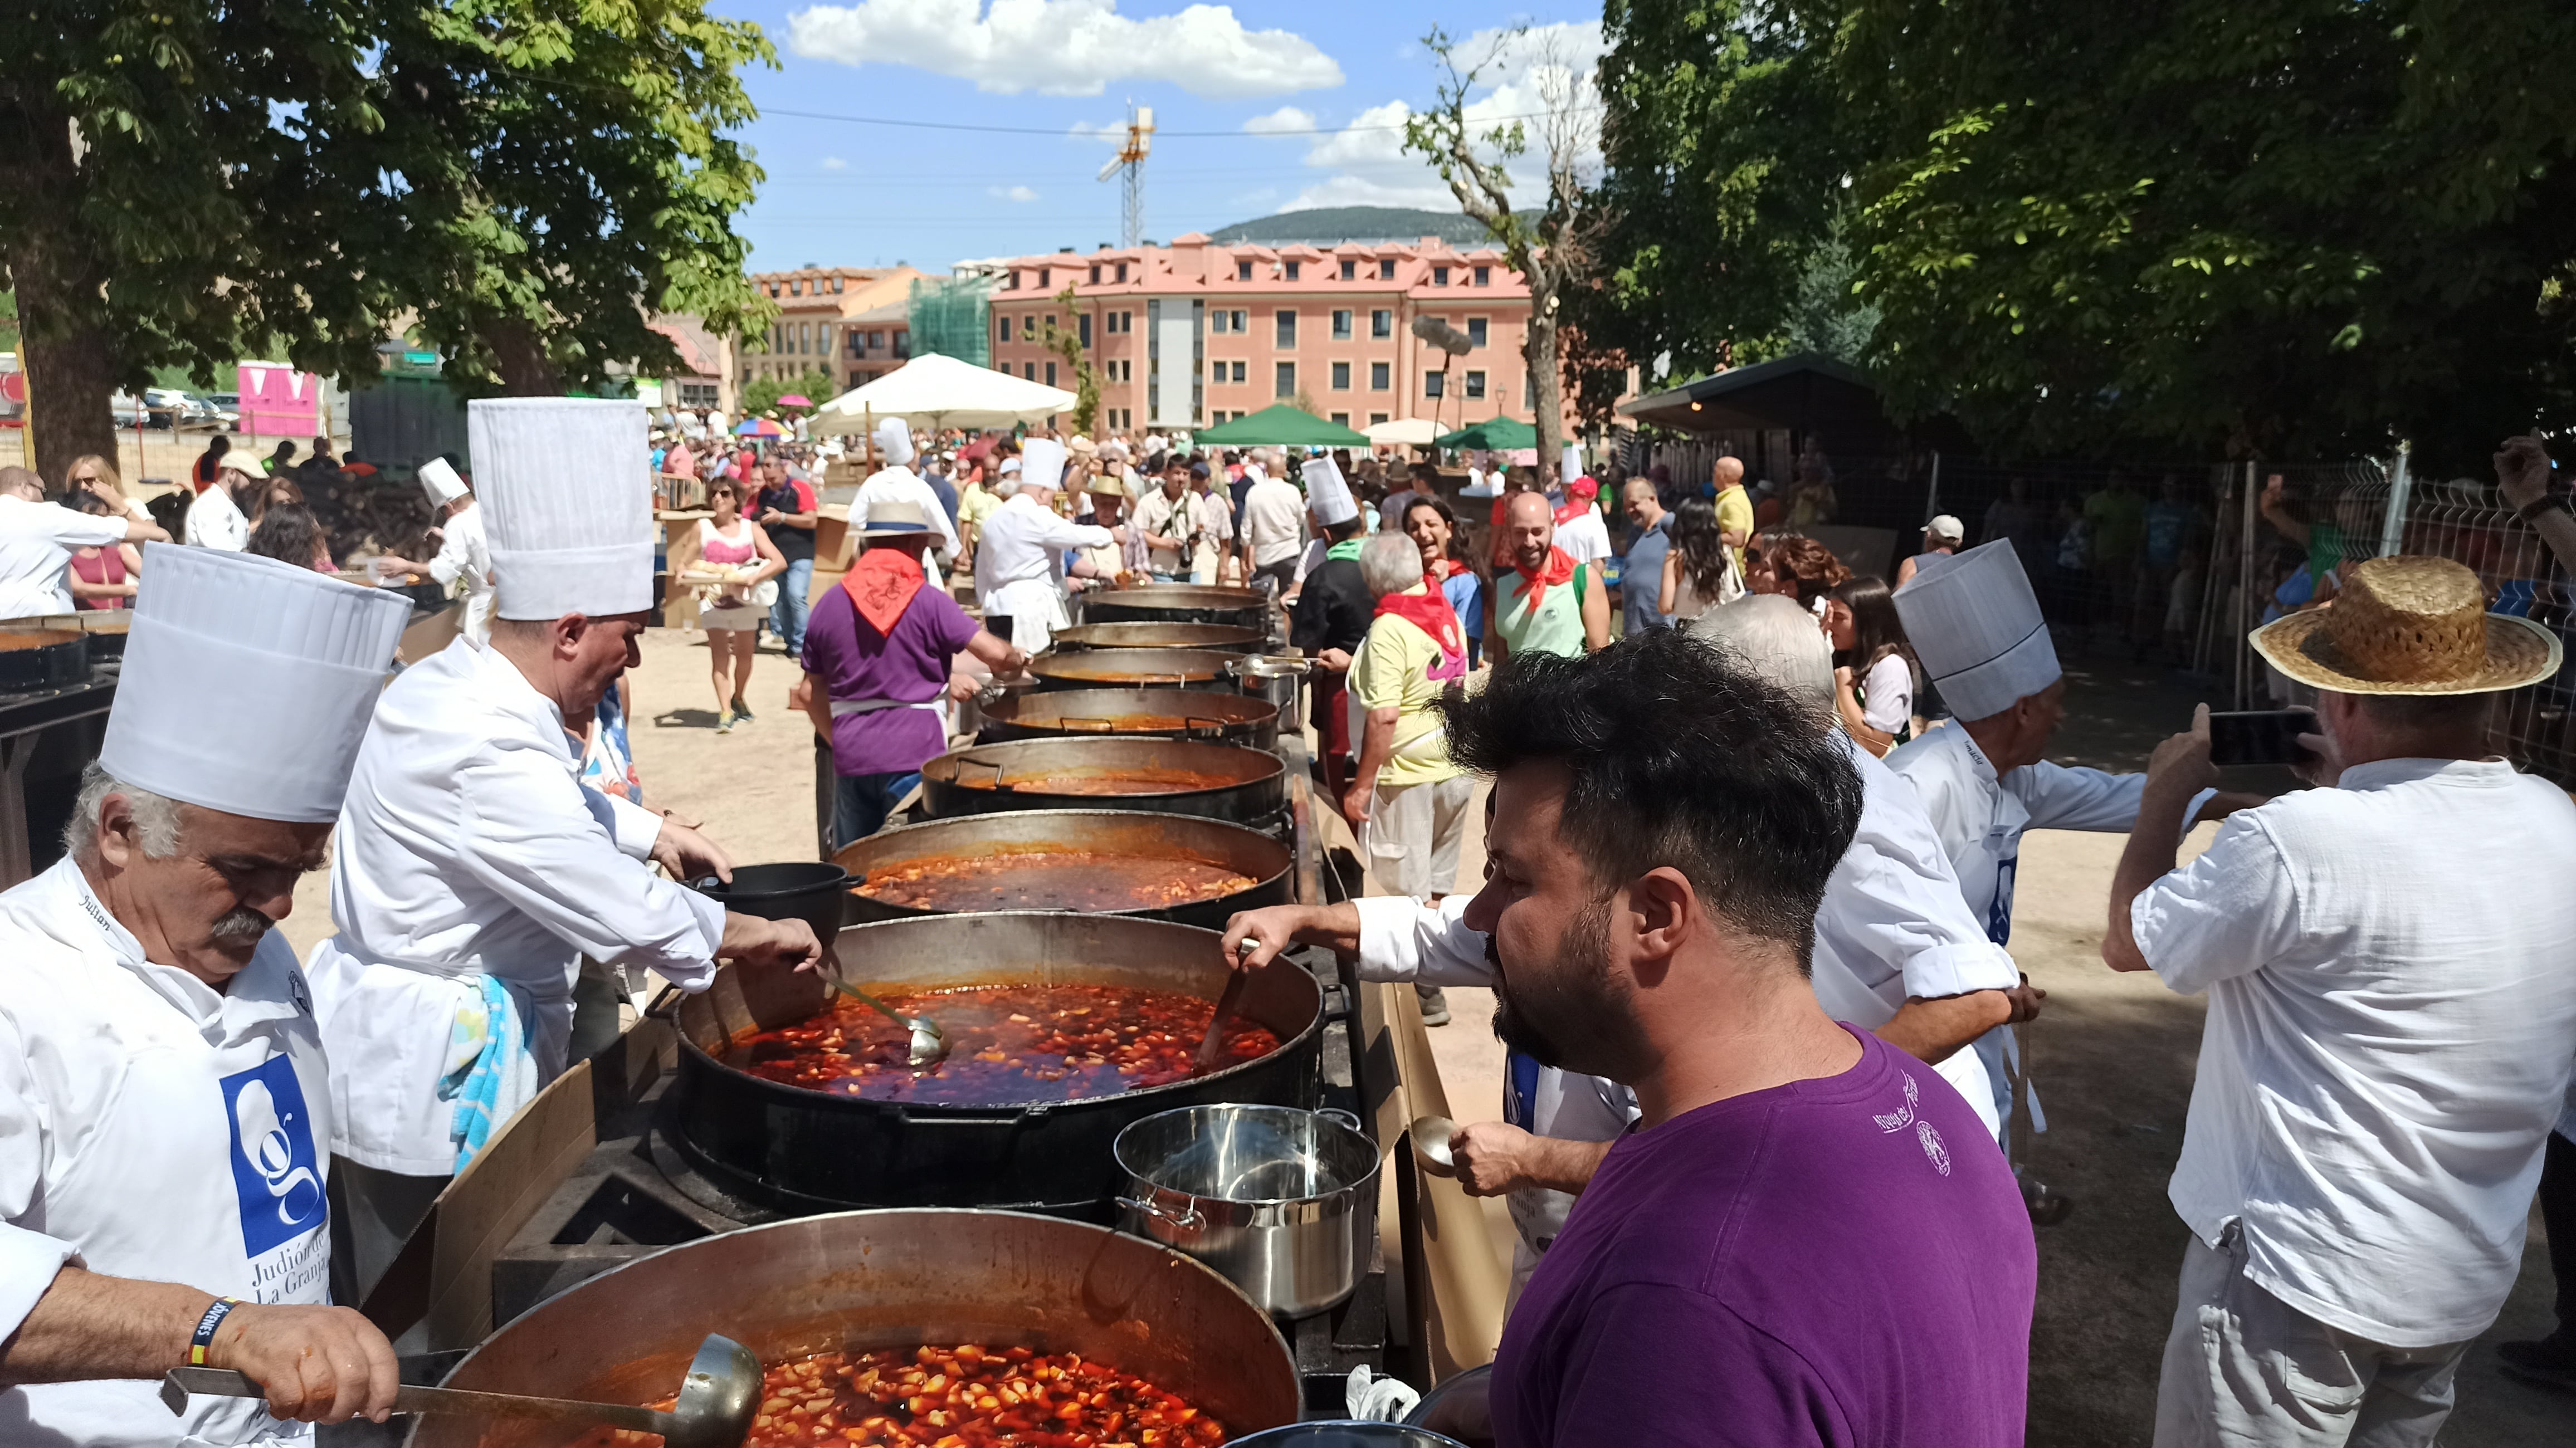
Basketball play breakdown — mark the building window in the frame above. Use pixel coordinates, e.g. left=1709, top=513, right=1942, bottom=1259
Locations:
left=849, top=331, right=865, bottom=358
left=1275, top=362, right=1295, bottom=398
left=1465, top=370, right=1486, bottom=399
left=1230, top=310, right=1246, bottom=333
left=1209, top=361, right=1223, bottom=384
left=1424, top=372, right=1445, bottom=399
left=1432, top=266, right=1449, bottom=286
left=1116, top=262, right=1129, bottom=283
left=1370, top=309, right=1392, bottom=339
left=1331, top=361, right=1351, bottom=390
left=1237, top=260, right=1254, bottom=282
left=1090, top=265, right=1101, bottom=285
left=1233, top=360, right=1247, bottom=383
left=1474, top=266, right=1490, bottom=286
left=835, top=277, right=845, bottom=293
left=999, top=317, right=1012, bottom=343
left=791, top=280, right=802, bottom=296
left=1368, top=412, right=1389, bottom=425
left=893, top=333, right=910, bottom=359
left=1285, top=261, right=1300, bottom=282
left=1079, top=315, right=1092, bottom=348
left=1467, top=317, right=1488, bottom=348
left=799, top=322, right=811, bottom=353
left=1378, top=259, right=1396, bottom=280
left=1330, top=412, right=1349, bottom=426
left=1370, top=361, right=1390, bottom=391
left=1046, top=361, right=1058, bottom=387
left=1339, top=260, right=1357, bottom=281
left=1275, top=310, right=1296, bottom=347
left=1004, top=272, right=1018, bottom=291
left=1331, top=310, right=1352, bottom=340
left=869, top=330, right=885, bottom=349
left=1039, top=268, right=1050, bottom=288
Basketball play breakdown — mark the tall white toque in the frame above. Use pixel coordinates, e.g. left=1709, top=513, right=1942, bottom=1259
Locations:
left=1019, top=438, right=1069, bottom=493
left=417, top=456, right=469, bottom=507
left=1891, top=539, right=2063, bottom=723
left=100, top=545, right=410, bottom=823
left=1304, top=456, right=1359, bottom=527
left=470, top=398, right=653, bottom=621
left=875, top=416, right=916, bottom=467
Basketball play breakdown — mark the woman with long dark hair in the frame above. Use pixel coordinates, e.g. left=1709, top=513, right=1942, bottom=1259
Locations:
left=1823, top=574, right=1915, bottom=756
left=1658, top=498, right=1737, bottom=622
left=1401, top=494, right=1483, bottom=669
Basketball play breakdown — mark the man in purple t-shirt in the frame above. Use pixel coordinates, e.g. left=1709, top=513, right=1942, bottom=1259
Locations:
left=1436, top=630, right=2035, bottom=1447
left=797, top=500, right=1024, bottom=847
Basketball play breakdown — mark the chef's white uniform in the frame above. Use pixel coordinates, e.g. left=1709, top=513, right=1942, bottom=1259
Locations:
left=855, top=466, right=963, bottom=556
left=1886, top=723, right=2216, bottom=1128
left=0, top=858, right=333, bottom=1447
left=0, top=494, right=130, bottom=616
left=1346, top=733, right=2016, bottom=1298
left=422, top=504, right=494, bottom=646
left=185, top=483, right=250, bottom=551
left=972, top=493, right=1110, bottom=652
left=306, top=633, right=726, bottom=1177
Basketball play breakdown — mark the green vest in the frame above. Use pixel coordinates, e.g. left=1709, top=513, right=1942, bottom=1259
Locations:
left=1495, top=565, right=1588, bottom=659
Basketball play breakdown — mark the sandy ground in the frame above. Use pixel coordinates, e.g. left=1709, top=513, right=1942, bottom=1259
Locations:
left=282, top=625, right=2572, bottom=1444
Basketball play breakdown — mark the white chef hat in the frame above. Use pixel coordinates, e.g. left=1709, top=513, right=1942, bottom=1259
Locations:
left=418, top=456, right=469, bottom=507
left=1021, top=439, right=1069, bottom=493
left=1559, top=444, right=1583, bottom=483
left=1304, top=457, right=1359, bottom=527
left=875, top=416, right=915, bottom=468
left=1891, top=539, right=2061, bottom=722
left=470, top=398, right=653, bottom=621
left=100, top=545, right=408, bottom=823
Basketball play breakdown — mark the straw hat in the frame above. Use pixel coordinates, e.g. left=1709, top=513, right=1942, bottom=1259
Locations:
left=2252, top=555, right=2560, bottom=696
left=859, top=498, right=934, bottom=540
left=1085, top=469, right=1128, bottom=498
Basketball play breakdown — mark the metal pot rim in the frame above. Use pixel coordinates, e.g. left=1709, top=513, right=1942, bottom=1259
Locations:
left=672, top=914, right=1325, bottom=1120
left=1112, top=1103, right=1383, bottom=1207
left=837, top=809, right=1294, bottom=922
left=924, top=739, right=1286, bottom=803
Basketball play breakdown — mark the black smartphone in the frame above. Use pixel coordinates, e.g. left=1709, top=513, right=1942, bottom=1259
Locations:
left=2208, top=708, right=2317, bottom=767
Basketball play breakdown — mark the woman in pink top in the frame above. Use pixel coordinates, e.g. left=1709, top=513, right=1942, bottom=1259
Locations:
left=697, top=478, right=784, bottom=732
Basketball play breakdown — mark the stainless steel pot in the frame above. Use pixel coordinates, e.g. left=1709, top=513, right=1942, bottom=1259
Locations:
left=403, top=1209, right=1304, bottom=1447
left=1115, top=1103, right=1379, bottom=1317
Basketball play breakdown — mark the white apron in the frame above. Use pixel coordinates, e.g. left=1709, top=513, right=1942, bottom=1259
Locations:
left=988, top=576, right=1069, bottom=653
left=0, top=859, right=332, bottom=1446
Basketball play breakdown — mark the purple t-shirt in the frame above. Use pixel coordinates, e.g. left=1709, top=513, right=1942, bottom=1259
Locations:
left=1492, top=1029, right=2034, bottom=1448
left=801, top=579, right=979, bottom=777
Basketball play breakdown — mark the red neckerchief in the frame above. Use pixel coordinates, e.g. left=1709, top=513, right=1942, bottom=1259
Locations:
left=1510, top=545, right=1578, bottom=613
left=842, top=547, right=925, bottom=636
left=1375, top=585, right=1468, bottom=683
left=1553, top=492, right=1595, bottom=526
left=1427, top=557, right=1472, bottom=583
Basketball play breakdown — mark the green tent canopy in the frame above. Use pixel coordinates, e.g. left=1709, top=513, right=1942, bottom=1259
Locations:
left=1433, top=417, right=1537, bottom=451
left=1192, top=404, right=1369, bottom=447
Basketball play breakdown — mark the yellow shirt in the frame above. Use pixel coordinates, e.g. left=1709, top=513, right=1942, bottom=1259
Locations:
left=1714, top=483, right=1756, bottom=571
left=1351, top=585, right=1462, bottom=788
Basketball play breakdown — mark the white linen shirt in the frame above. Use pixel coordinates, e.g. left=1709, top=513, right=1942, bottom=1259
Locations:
left=308, top=633, right=724, bottom=1175
left=425, top=503, right=495, bottom=643
left=972, top=493, right=1110, bottom=604
left=185, top=483, right=250, bottom=551
left=2131, top=757, right=2576, bottom=1348
left=1554, top=508, right=1612, bottom=568
left=0, top=857, right=332, bottom=1446
left=0, top=495, right=128, bottom=617
left=856, top=466, right=964, bottom=555
left=1240, top=478, right=1308, bottom=568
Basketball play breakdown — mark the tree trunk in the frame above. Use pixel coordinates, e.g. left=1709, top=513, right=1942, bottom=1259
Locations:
left=485, top=319, right=563, bottom=396
left=1524, top=275, right=1564, bottom=479
left=0, top=96, right=121, bottom=486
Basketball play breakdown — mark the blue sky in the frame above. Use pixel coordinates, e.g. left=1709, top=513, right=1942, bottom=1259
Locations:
left=716, top=0, right=1604, bottom=272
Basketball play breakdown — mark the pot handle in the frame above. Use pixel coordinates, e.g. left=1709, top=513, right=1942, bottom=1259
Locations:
left=642, top=985, right=685, bottom=1021
left=1317, top=1107, right=1363, bottom=1134
left=1118, top=1194, right=1205, bottom=1231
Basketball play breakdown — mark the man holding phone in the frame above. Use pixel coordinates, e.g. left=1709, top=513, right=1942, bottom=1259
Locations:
left=2106, top=554, right=2576, bottom=1446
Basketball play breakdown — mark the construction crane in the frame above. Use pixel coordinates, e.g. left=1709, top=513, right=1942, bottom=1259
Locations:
left=1095, top=102, right=1154, bottom=249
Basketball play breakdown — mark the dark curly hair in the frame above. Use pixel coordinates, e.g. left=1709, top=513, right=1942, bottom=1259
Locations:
left=1437, top=628, right=1863, bottom=971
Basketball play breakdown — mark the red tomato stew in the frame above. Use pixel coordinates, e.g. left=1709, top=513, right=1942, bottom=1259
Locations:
left=730, top=983, right=1281, bottom=1104
left=586, top=1342, right=1230, bottom=1446
left=852, top=851, right=1257, bottom=913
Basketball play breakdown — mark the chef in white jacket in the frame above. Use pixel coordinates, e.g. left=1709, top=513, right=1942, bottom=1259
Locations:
left=306, top=399, right=821, bottom=1303
left=854, top=417, right=963, bottom=557
left=370, top=458, right=494, bottom=645
left=1226, top=604, right=2030, bottom=1299
left=971, top=437, right=1115, bottom=652
left=1885, top=541, right=2252, bottom=1144
left=0, top=545, right=413, bottom=1445
left=185, top=454, right=258, bottom=551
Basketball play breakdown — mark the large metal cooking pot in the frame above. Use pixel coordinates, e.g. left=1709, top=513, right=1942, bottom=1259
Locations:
left=1027, top=645, right=1248, bottom=693
left=1115, top=1103, right=1380, bottom=1317
left=1236, top=1426, right=1472, bottom=1447
left=977, top=686, right=1280, bottom=749
left=1081, top=584, right=1274, bottom=632
left=0, top=625, right=90, bottom=689
left=665, top=913, right=1323, bottom=1214
left=919, top=737, right=1286, bottom=827
left=1048, top=621, right=1266, bottom=653
left=403, top=1209, right=1303, bottom=1448
left=834, top=809, right=1291, bottom=930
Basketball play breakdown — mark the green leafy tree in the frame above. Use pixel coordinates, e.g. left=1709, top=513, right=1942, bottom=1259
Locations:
left=0, top=0, right=774, bottom=484
left=740, top=367, right=835, bottom=422
left=1404, top=26, right=1603, bottom=474
left=1048, top=286, right=1100, bottom=436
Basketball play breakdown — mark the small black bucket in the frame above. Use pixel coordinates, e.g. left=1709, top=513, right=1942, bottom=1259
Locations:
left=689, top=861, right=852, bottom=941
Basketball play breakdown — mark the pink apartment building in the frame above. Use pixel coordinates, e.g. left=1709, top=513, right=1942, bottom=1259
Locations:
left=984, top=234, right=1538, bottom=435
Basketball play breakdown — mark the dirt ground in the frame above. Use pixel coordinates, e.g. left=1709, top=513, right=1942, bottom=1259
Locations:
left=282, top=624, right=2572, bottom=1444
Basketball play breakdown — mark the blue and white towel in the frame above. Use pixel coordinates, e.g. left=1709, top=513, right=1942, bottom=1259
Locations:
left=438, top=975, right=538, bottom=1172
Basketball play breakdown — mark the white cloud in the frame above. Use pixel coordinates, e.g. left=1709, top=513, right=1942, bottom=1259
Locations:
left=1280, top=22, right=1604, bottom=214
left=989, top=184, right=1040, bottom=202
left=820, top=156, right=848, bottom=170
left=1066, top=118, right=1125, bottom=144
left=1242, top=105, right=1315, bottom=136
left=788, top=0, right=1343, bottom=99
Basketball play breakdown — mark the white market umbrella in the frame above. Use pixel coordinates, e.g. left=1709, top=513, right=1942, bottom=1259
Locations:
left=1365, top=417, right=1443, bottom=446
left=812, top=353, right=1077, bottom=433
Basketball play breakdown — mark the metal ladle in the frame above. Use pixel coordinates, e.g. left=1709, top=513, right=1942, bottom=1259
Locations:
left=823, top=970, right=949, bottom=1067
left=165, top=1333, right=763, bottom=1448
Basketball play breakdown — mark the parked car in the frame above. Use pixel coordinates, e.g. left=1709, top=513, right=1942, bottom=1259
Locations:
left=143, top=388, right=202, bottom=429
left=107, top=393, right=150, bottom=428
left=187, top=393, right=238, bottom=430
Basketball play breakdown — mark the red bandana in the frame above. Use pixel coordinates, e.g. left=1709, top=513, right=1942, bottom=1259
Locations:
left=1510, top=544, right=1578, bottom=613
left=1375, top=586, right=1468, bottom=683
left=842, top=548, right=925, bottom=637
